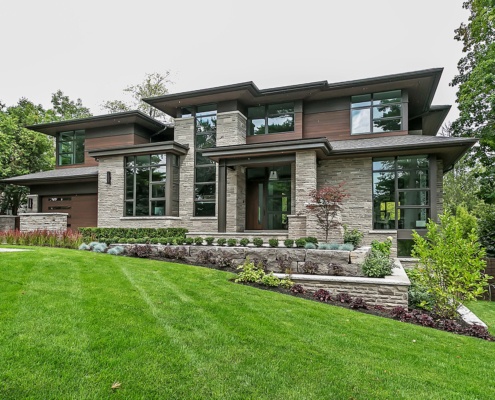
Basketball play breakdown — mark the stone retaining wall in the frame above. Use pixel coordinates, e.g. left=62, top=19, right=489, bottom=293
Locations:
left=19, top=213, right=68, bottom=232
left=0, top=216, right=17, bottom=231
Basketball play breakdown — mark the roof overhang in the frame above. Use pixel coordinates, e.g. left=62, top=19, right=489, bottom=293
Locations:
left=88, top=141, right=189, bottom=158
left=201, top=138, right=332, bottom=162
left=143, top=68, right=444, bottom=119
left=26, top=111, right=166, bottom=136
left=0, top=167, right=98, bottom=186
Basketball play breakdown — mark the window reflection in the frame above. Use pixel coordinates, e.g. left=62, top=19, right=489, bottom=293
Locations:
left=247, top=103, right=294, bottom=136
left=351, top=91, right=402, bottom=134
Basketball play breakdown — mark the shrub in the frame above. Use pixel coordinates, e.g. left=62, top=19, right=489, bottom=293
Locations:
left=126, top=244, right=153, bottom=258
left=412, top=211, right=489, bottom=318
left=279, top=277, right=294, bottom=289
left=371, top=238, right=392, bottom=257
left=328, top=243, right=340, bottom=250
left=227, top=238, right=237, bottom=247
left=276, top=255, right=293, bottom=273
left=79, top=243, right=90, bottom=251
left=313, top=289, right=331, bottom=302
left=107, top=246, right=124, bottom=255
left=349, top=297, right=368, bottom=310
left=339, top=243, right=354, bottom=251
left=304, top=242, right=316, bottom=249
left=318, top=243, right=332, bottom=250
left=194, top=237, right=204, bottom=245
left=205, top=237, right=215, bottom=246
left=476, top=203, right=495, bottom=256
left=290, top=284, right=306, bottom=294
left=284, top=239, right=294, bottom=248
left=336, top=292, right=352, bottom=303
left=361, top=251, right=394, bottom=278
left=88, top=241, right=99, bottom=249
left=252, top=237, right=264, bottom=247
left=150, top=238, right=160, bottom=244
left=217, top=251, right=235, bottom=269
left=195, top=250, right=216, bottom=265
left=268, top=238, right=279, bottom=248
left=302, top=261, right=319, bottom=274
left=261, top=273, right=282, bottom=287
left=184, top=237, right=194, bottom=245
left=158, top=246, right=187, bottom=260
left=343, top=224, right=364, bottom=247
left=235, top=260, right=266, bottom=284
left=216, top=238, right=227, bottom=246
left=304, top=237, right=318, bottom=245
left=295, top=238, right=306, bottom=248
left=252, top=257, right=268, bottom=271
left=117, top=238, right=127, bottom=244
left=406, top=268, right=434, bottom=310
left=92, top=243, right=108, bottom=253
left=78, top=227, right=187, bottom=243
left=239, top=238, right=250, bottom=247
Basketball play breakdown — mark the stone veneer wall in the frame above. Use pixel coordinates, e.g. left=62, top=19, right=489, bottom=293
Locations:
left=26, top=194, right=39, bottom=213
left=217, top=111, right=247, bottom=232
left=19, top=213, right=67, bottom=232
left=436, top=159, right=443, bottom=217
left=0, top=216, right=17, bottom=231
left=316, top=156, right=398, bottom=257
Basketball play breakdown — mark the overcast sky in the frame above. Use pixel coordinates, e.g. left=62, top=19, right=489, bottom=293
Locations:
left=1, top=0, right=469, bottom=124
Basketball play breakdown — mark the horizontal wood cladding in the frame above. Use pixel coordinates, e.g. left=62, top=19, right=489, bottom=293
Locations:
left=41, top=194, right=97, bottom=230
left=303, top=110, right=350, bottom=140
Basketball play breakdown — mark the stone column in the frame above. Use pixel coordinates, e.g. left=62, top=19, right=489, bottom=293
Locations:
left=26, top=194, right=39, bottom=213
left=175, top=117, right=196, bottom=222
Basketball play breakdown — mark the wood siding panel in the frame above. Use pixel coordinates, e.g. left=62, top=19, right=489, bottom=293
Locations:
left=303, top=110, right=350, bottom=139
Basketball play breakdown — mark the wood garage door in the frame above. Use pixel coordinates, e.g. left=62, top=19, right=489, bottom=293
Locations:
left=41, top=194, right=97, bottom=230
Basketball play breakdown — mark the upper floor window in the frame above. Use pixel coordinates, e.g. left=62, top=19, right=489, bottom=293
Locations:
left=351, top=91, right=402, bottom=134
left=247, top=103, right=294, bottom=135
left=195, top=104, right=217, bottom=217
left=58, top=130, right=85, bottom=165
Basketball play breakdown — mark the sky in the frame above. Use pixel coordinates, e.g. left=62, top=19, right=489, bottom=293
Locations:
left=1, top=0, right=469, bottom=125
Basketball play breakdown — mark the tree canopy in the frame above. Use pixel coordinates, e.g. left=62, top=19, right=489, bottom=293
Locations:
left=102, top=72, right=172, bottom=121
left=450, top=0, right=495, bottom=204
left=0, top=92, right=92, bottom=214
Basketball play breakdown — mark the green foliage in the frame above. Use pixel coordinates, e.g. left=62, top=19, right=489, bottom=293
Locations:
left=78, top=227, right=187, bottom=242
left=476, top=203, right=495, bottom=256
left=361, top=250, right=394, bottom=278
left=371, top=238, right=392, bottom=257
left=343, top=224, right=364, bottom=247
left=268, top=238, right=279, bottom=248
left=304, top=237, right=318, bottom=245
left=304, top=242, right=316, bottom=249
left=283, top=239, right=294, bottom=248
left=339, top=243, right=354, bottom=251
left=406, top=268, right=434, bottom=311
left=295, top=238, right=306, bottom=248
left=227, top=238, right=237, bottom=247
left=412, top=212, right=489, bottom=318
left=205, top=237, right=215, bottom=246
left=252, top=237, right=264, bottom=247
left=194, top=237, right=204, bottom=245
left=235, top=259, right=293, bottom=288
left=451, top=0, right=495, bottom=204
left=239, top=238, right=250, bottom=247
left=216, top=238, right=226, bottom=246
left=454, top=205, right=478, bottom=239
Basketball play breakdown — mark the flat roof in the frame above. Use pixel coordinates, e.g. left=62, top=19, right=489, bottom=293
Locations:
left=144, top=68, right=444, bottom=119
left=26, top=111, right=166, bottom=136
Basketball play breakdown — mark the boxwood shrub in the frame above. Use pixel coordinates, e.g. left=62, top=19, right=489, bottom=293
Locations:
left=78, top=227, right=187, bottom=242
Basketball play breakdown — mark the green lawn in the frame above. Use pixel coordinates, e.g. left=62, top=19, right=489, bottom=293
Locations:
left=465, top=300, right=495, bottom=335
left=0, top=247, right=494, bottom=399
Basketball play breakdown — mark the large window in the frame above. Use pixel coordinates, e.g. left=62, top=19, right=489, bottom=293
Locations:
left=351, top=91, right=402, bottom=134
left=372, top=155, right=430, bottom=230
left=195, top=105, right=217, bottom=216
left=58, top=130, right=85, bottom=165
left=247, top=103, right=294, bottom=135
left=125, top=154, right=179, bottom=217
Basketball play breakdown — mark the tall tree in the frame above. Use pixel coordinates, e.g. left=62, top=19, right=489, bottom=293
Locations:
left=48, top=90, right=92, bottom=121
left=102, top=71, right=172, bottom=121
left=450, top=0, right=495, bottom=203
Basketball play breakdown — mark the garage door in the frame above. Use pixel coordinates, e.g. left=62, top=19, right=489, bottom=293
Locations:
left=41, top=194, right=98, bottom=230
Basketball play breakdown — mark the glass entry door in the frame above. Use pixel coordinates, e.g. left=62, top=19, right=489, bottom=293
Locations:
left=245, top=166, right=291, bottom=230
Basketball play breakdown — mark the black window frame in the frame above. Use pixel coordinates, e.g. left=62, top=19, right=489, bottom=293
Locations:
left=351, top=91, right=403, bottom=135
left=57, top=130, right=85, bottom=166
left=247, top=102, right=295, bottom=136
left=194, top=104, right=217, bottom=217
left=124, top=154, right=168, bottom=217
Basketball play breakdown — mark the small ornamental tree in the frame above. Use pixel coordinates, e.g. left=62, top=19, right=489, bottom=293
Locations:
left=412, top=211, right=490, bottom=319
left=305, top=182, right=349, bottom=243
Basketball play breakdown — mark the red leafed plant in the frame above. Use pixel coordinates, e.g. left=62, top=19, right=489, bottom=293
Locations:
left=305, top=182, right=349, bottom=243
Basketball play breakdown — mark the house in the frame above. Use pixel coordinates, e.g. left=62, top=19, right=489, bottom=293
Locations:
left=1, top=68, right=476, bottom=256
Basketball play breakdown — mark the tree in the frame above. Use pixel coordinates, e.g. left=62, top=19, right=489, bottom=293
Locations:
left=102, top=72, right=172, bottom=121
left=305, top=182, right=349, bottom=243
left=450, top=0, right=495, bottom=204
left=412, top=210, right=489, bottom=318
left=47, top=90, right=92, bottom=121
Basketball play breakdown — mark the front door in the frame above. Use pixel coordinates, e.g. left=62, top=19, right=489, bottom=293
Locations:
left=245, top=166, right=291, bottom=230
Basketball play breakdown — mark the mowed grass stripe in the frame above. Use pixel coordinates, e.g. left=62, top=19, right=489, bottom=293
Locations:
left=0, top=247, right=494, bottom=399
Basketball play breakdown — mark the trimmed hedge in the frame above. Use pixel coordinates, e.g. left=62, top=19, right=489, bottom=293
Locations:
left=79, top=227, right=188, bottom=242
